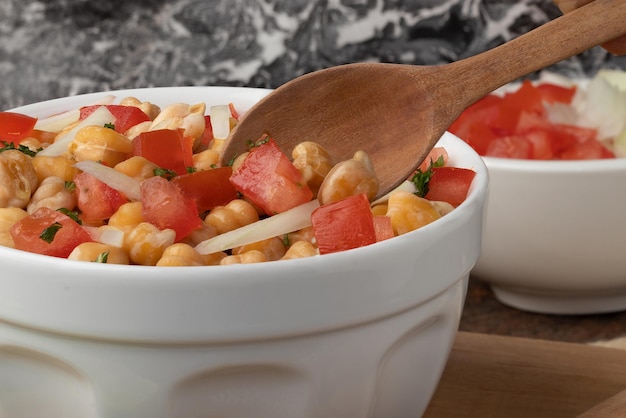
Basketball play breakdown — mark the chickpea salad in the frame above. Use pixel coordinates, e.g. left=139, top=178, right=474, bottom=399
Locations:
left=0, top=97, right=475, bottom=266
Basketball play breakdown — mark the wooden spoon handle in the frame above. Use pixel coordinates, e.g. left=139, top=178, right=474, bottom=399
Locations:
left=442, top=0, right=626, bottom=110
left=578, top=388, right=626, bottom=417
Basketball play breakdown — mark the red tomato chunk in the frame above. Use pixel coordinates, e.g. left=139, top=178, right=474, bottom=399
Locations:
left=424, top=167, right=476, bottom=207
left=80, top=105, right=150, bottom=134
left=141, top=176, right=202, bottom=241
left=449, top=81, right=615, bottom=160
left=312, top=193, right=377, bottom=255
left=172, top=167, right=239, bottom=213
left=74, top=172, right=129, bottom=226
left=10, top=207, right=93, bottom=258
left=230, top=137, right=313, bottom=215
left=132, top=129, right=194, bottom=176
left=0, top=111, right=37, bottom=144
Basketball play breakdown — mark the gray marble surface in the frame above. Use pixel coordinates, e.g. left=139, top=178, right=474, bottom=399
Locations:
left=1, top=0, right=625, bottom=110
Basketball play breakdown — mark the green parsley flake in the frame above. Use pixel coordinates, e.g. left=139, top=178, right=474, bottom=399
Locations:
left=410, top=155, right=445, bottom=197
left=0, top=141, right=41, bottom=157
left=154, top=167, right=177, bottom=180
left=40, top=222, right=62, bottom=243
left=93, top=251, right=110, bottom=263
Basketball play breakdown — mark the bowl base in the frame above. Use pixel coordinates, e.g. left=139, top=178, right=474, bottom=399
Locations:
left=490, top=285, right=626, bottom=315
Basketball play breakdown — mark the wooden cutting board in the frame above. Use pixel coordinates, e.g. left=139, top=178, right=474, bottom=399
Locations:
left=424, top=332, right=626, bottom=417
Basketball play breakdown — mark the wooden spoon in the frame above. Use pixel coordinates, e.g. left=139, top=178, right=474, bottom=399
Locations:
left=220, top=0, right=626, bottom=198
left=578, top=388, right=626, bottom=417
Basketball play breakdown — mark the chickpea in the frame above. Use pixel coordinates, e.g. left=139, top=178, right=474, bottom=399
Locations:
left=68, top=242, right=130, bottom=265
left=232, top=237, right=286, bottom=262
left=27, top=176, right=77, bottom=214
left=0, top=150, right=38, bottom=209
left=192, top=149, right=220, bottom=171
left=118, top=97, right=161, bottom=120
left=317, top=150, right=379, bottom=205
left=0, top=207, right=28, bottom=248
left=124, top=222, right=176, bottom=266
left=70, top=125, right=133, bottom=167
left=386, top=191, right=441, bottom=235
left=281, top=240, right=318, bottom=260
left=114, top=156, right=158, bottom=182
left=206, top=199, right=259, bottom=235
left=156, top=243, right=205, bottom=266
left=220, top=249, right=266, bottom=265
left=292, top=141, right=335, bottom=196
left=150, top=102, right=206, bottom=144
left=32, top=155, right=78, bottom=183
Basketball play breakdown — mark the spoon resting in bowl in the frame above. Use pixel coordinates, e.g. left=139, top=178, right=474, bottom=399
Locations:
left=220, top=0, right=626, bottom=199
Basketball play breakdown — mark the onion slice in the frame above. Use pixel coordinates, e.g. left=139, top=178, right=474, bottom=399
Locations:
left=34, top=95, right=115, bottom=132
left=75, top=160, right=141, bottom=201
left=210, top=105, right=231, bottom=139
left=195, top=199, right=321, bottom=255
left=38, top=106, right=116, bottom=157
left=83, top=225, right=125, bottom=248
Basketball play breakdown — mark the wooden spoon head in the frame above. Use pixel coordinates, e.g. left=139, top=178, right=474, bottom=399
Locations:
left=220, top=63, right=458, bottom=198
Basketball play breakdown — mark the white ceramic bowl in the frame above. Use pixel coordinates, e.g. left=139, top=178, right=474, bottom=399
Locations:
left=0, top=87, right=488, bottom=418
left=471, top=156, right=626, bottom=315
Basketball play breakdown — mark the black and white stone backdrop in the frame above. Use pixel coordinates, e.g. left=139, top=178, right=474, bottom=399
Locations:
left=1, top=0, right=625, bottom=110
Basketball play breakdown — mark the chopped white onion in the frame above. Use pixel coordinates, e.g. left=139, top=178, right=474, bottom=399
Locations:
left=195, top=199, right=321, bottom=255
left=34, top=95, right=115, bottom=132
left=84, top=225, right=125, bottom=248
left=75, top=160, right=141, bottom=201
left=571, top=76, right=626, bottom=140
left=38, top=106, right=116, bottom=157
left=210, top=105, right=231, bottom=139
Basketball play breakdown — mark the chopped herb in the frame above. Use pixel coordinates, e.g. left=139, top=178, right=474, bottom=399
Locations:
left=226, top=154, right=237, bottom=167
left=246, top=135, right=270, bottom=149
left=64, top=180, right=76, bottom=192
left=154, top=167, right=177, bottom=180
left=410, top=155, right=446, bottom=197
left=0, top=141, right=41, bottom=157
left=40, top=222, right=62, bottom=243
left=210, top=163, right=218, bottom=169
left=57, top=208, right=81, bottom=224
left=104, top=122, right=116, bottom=130
left=93, top=251, right=110, bottom=263
left=282, top=234, right=290, bottom=247
left=186, top=166, right=197, bottom=174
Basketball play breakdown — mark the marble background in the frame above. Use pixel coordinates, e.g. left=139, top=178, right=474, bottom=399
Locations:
left=1, top=0, right=625, bottom=110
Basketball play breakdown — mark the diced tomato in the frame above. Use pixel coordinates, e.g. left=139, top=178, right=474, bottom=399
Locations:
left=424, top=167, right=476, bottom=207
left=502, top=80, right=545, bottom=116
left=450, top=80, right=612, bottom=161
left=141, top=176, right=202, bottom=241
left=228, top=103, right=240, bottom=120
left=74, top=172, right=129, bottom=226
left=373, top=215, right=395, bottom=242
left=485, top=135, right=532, bottom=159
left=10, top=207, right=93, bottom=258
left=229, top=137, right=313, bottom=215
left=558, top=139, right=615, bottom=160
left=132, top=129, right=194, bottom=176
left=535, top=83, right=577, bottom=104
left=449, top=96, right=504, bottom=155
left=418, top=147, right=449, bottom=172
left=311, top=193, right=377, bottom=254
left=80, top=105, right=150, bottom=134
left=0, top=111, right=37, bottom=144
left=199, top=115, right=214, bottom=147
left=172, top=167, right=239, bottom=213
